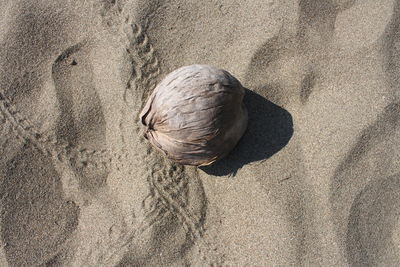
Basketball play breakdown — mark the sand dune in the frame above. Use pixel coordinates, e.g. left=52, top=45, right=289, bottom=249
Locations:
left=1, top=0, right=400, bottom=266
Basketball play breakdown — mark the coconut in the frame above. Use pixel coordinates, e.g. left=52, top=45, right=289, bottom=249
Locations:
left=139, top=64, right=248, bottom=166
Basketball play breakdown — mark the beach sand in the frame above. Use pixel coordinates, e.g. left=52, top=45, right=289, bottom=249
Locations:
left=1, top=0, right=400, bottom=266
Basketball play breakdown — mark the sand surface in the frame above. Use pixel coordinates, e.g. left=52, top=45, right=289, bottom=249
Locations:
left=1, top=0, right=400, bottom=266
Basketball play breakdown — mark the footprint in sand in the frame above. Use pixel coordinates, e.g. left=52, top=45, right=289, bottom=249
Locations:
left=346, top=173, right=400, bottom=266
left=48, top=22, right=208, bottom=266
left=0, top=2, right=217, bottom=266
left=331, top=103, right=400, bottom=266
left=0, top=146, right=79, bottom=266
left=52, top=41, right=109, bottom=194
left=0, top=39, right=110, bottom=266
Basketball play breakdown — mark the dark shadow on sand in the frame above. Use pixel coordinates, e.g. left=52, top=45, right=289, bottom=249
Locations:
left=200, top=89, right=293, bottom=176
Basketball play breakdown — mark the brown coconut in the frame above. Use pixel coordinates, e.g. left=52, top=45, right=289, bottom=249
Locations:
left=139, top=64, right=248, bottom=166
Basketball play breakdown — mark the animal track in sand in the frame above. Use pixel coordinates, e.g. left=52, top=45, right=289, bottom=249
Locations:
left=121, top=20, right=212, bottom=255
left=123, top=21, right=161, bottom=108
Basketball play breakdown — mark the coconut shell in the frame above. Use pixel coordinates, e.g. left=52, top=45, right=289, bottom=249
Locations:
left=139, top=64, right=248, bottom=166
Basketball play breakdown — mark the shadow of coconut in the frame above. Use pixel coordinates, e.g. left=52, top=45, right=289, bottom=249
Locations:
left=200, top=89, right=293, bottom=176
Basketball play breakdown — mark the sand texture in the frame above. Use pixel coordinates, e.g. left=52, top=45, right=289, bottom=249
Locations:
left=1, top=0, right=400, bottom=266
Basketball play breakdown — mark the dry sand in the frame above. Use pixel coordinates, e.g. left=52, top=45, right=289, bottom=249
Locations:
left=1, top=0, right=400, bottom=266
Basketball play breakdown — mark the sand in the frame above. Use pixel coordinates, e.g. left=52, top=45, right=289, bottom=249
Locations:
left=0, top=0, right=399, bottom=266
